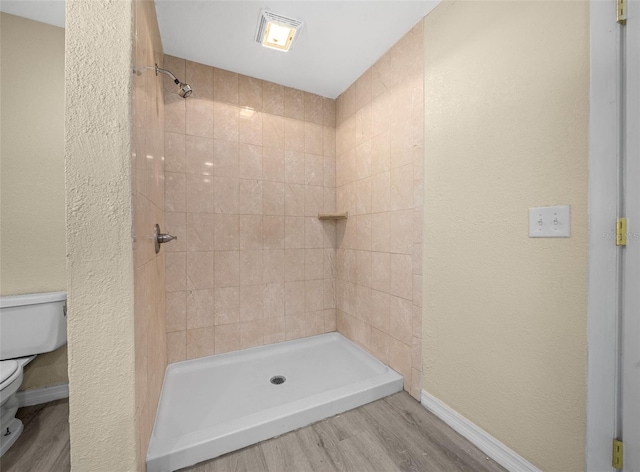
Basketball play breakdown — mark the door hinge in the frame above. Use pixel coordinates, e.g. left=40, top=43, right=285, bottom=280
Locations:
left=617, top=0, right=627, bottom=24
left=613, top=438, right=624, bottom=469
left=616, top=218, right=627, bottom=246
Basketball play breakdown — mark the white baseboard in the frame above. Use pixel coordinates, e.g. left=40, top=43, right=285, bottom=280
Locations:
left=420, top=390, right=541, bottom=472
left=16, top=383, right=69, bottom=407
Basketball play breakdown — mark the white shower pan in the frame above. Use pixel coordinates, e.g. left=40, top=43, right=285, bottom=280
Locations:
left=147, top=332, right=403, bottom=472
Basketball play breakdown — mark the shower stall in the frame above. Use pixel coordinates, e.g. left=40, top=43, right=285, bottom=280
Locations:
left=129, top=4, right=425, bottom=468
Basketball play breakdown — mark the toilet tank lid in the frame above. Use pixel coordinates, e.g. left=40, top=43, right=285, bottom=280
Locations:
left=0, top=291, right=67, bottom=309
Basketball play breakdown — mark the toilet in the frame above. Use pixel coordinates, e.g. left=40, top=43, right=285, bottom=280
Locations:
left=0, top=291, right=67, bottom=457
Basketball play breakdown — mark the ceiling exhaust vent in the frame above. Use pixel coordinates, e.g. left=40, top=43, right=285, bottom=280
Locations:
left=255, top=10, right=304, bottom=52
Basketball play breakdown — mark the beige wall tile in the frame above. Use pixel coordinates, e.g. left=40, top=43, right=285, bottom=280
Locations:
left=304, top=217, right=324, bottom=248
left=263, top=249, right=284, bottom=283
left=304, top=186, right=323, bottom=217
left=322, top=98, right=336, bottom=128
left=239, top=76, right=262, bottom=111
left=186, top=99, right=213, bottom=138
left=213, top=102, right=239, bottom=142
left=263, top=81, right=284, bottom=116
left=263, top=114, right=285, bottom=149
left=323, top=309, right=337, bottom=332
left=305, top=154, right=324, bottom=187
left=166, top=291, right=186, bottom=333
left=185, top=135, right=214, bottom=175
left=285, top=281, right=305, bottom=315
left=263, top=283, right=285, bottom=318
left=213, top=68, right=238, bottom=104
left=167, top=331, right=186, bottom=364
left=187, top=327, right=215, bottom=359
left=305, top=280, right=324, bottom=312
left=165, top=252, right=186, bottom=292
left=356, top=250, right=372, bottom=288
left=215, top=250, right=239, bottom=287
left=186, top=60, right=213, bottom=100
left=284, top=216, right=305, bottom=249
left=212, top=139, right=239, bottom=178
left=165, top=172, right=186, bottom=212
left=186, top=289, right=214, bottom=329
left=214, top=287, right=239, bottom=325
left=389, top=338, right=411, bottom=381
left=186, top=251, right=214, bottom=290
left=285, top=118, right=305, bottom=152
left=164, top=93, right=186, bottom=134
left=239, top=109, right=262, bottom=146
left=371, top=212, right=390, bottom=253
left=240, top=320, right=264, bottom=349
left=389, top=254, right=412, bottom=300
left=213, top=177, right=239, bottom=214
left=370, top=252, right=390, bottom=294
left=214, top=214, right=239, bottom=250
left=263, top=316, right=286, bottom=344
left=285, top=150, right=305, bottom=184
left=186, top=174, right=214, bottom=213
left=389, top=295, right=412, bottom=344
left=285, top=183, right=305, bottom=216
left=305, top=122, right=323, bottom=155
left=186, top=213, right=214, bottom=251
left=285, top=248, right=305, bottom=282
left=239, top=250, right=263, bottom=286
left=304, top=92, right=323, bottom=125
left=164, top=62, right=341, bottom=361
left=164, top=212, right=187, bottom=252
left=240, top=285, right=264, bottom=322
left=389, top=210, right=413, bottom=255
left=238, top=179, right=263, bottom=215
left=370, top=327, right=390, bottom=365
left=284, top=87, right=304, bottom=120
left=262, top=181, right=284, bottom=215
left=263, top=147, right=285, bottom=182
left=214, top=323, right=240, bottom=354
left=305, top=249, right=324, bottom=280
left=239, top=143, right=262, bottom=179
left=165, top=132, right=186, bottom=173
left=240, top=215, right=263, bottom=250
left=263, top=216, right=285, bottom=249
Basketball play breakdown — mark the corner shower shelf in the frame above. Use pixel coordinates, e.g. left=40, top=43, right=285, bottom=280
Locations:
left=317, top=212, right=348, bottom=220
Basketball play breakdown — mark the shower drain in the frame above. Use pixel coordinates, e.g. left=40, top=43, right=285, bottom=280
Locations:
left=270, top=375, right=286, bottom=385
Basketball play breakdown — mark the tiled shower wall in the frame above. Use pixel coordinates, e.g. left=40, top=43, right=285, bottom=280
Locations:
left=132, top=0, right=167, bottom=467
left=335, top=23, right=424, bottom=399
left=162, top=56, right=337, bottom=361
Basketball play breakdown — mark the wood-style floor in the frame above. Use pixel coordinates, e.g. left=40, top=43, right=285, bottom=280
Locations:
left=1, top=393, right=505, bottom=472
left=1, top=399, right=70, bottom=472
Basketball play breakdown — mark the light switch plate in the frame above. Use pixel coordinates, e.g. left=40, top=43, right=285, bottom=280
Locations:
left=529, top=205, right=571, bottom=238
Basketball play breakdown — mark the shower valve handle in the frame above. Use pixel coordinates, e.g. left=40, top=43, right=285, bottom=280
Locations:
left=154, top=224, right=177, bottom=254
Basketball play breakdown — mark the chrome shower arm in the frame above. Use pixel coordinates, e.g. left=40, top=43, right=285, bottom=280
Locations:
left=155, top=64, right=180, bottom=85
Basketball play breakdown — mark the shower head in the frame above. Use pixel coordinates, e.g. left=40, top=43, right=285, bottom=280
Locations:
left=179, top=83, right=193, bottom=98
left=155, top=64, right=193, bottom=99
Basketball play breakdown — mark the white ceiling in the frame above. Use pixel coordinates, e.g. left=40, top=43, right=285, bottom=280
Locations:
left=0, top=0, right=439, bottom=99
left=155, top=1, right=439, bottom=98
left=0, top=0, right=64, bottom=28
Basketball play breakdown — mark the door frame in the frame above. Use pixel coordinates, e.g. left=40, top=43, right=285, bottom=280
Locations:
left=586, top=1, right=625, bottom=470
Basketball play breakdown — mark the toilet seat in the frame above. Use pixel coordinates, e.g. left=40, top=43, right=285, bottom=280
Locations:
left=0, top=360, right=18, bottom=386
left=0, top=360, right=23, bottom=406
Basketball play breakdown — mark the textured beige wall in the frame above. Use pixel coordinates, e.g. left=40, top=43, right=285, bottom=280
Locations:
left=0, top=13, right=69, bottom=390
left=133, top=1, right=167, bottom=468
left=422, top=2, right=588, bottom=470
left=162, top=57, right=337, bottom=362
left=65, top=1, right=138, bottom=470
left=335, top=23, right=424, bottom=400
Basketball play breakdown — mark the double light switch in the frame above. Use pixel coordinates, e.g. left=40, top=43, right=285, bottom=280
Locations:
left=528, top=205, right=571, bottom=238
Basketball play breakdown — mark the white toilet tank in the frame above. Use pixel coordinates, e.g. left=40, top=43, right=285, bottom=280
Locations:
left=0, top=292, right=67, bottom=361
